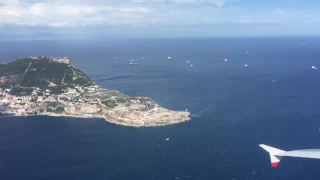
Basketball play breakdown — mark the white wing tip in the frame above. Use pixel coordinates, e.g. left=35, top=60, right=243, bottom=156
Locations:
left=259, top=144, right=286, bottom=168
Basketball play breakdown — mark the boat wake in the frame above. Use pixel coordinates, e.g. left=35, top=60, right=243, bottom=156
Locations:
left=190, top=102, right=215, bottom=118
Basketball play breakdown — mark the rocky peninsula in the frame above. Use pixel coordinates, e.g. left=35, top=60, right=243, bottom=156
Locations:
left=0, top=57, right=190, bottom=127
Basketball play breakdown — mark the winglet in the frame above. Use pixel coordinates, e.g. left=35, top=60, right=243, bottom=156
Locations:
left=259, top=144, right=286, bottom=168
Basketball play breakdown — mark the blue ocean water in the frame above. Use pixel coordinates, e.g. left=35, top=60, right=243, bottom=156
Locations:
left=1, top=37, right=320, bottom=180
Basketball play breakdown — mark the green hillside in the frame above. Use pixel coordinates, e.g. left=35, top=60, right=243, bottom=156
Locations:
left=0, top=57, right=93, bottom=95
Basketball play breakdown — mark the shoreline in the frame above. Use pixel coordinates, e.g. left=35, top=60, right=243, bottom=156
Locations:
left=0, top=111, right=191, bottom=127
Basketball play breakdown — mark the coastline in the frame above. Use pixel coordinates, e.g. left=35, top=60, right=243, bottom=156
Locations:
left=1, top=110, right=191, bottom=127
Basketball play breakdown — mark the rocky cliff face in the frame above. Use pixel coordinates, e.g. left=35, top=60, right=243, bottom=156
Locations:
left=64, top=104, right=101, bottom=115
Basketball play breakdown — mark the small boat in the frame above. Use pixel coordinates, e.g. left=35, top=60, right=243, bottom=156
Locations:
left=244, top=64, right=248, bottom=67
left=190, top=64, right=193, bottom=67
left=186, top=61, right=191, bottom=64
left=130, top=59, right=135, bottom=62
left=312, top=66, right=318, bottom=70
left=115, top=57, right=117, bottom=60
left=167, top=57, right=173, bottom=60
left=130, top=62, right=136, bottom=65
left=224, top=59, right=228, bottom=62
left=166, top=138, right=170, bottom=141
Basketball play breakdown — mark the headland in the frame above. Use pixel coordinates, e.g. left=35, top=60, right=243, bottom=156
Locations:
left=0, top=56, right=190, bottom=127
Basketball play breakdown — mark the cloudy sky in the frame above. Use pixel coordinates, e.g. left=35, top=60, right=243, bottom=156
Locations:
left=1, top=0, right=320, bottom=38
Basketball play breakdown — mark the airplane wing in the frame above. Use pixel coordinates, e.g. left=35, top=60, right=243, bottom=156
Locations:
left=259, top=144, right=320, bottom=167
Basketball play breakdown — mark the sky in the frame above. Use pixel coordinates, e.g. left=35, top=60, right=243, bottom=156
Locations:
left=1, top=0, right=320, bottom=38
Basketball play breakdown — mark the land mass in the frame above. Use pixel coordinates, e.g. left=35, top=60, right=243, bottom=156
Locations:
left=0, top=57, right=190, bottom=127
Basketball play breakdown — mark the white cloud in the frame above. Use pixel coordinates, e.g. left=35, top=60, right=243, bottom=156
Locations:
left=135, top=0, right=233, bottom=7
left=276, top=9, right=284, bottom=14
left=213, top=0, right=227, bottom=7
left=0, top=0, right=19, bottom=6
left=0, top=0, right=247, bottom=27
left=16, top=22, right=36, bottom=26
left=0, top=5, right=19, bottom=16
left=29, top=3, right=46, bottom=16
left=0, top=0, right=319, bottom=29
left=239, top=19, right=252, bottom=24
left=49, top=22, right=69, bottom=27
left=0, top=1, right=157, bottom=26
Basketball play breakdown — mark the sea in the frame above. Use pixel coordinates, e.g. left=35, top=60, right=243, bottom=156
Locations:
left=1, top=37, right=320, bottom=180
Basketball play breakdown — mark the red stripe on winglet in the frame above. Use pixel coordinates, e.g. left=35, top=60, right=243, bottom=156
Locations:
left=271, top=162, right=279, bottom=167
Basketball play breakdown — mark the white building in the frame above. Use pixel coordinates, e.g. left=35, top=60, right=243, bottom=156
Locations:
left=1, top=99, right=10, bottom=104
